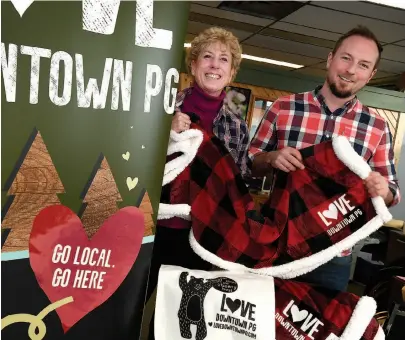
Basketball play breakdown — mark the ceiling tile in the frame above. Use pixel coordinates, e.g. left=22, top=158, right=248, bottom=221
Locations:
left=260, top=27, right=336, bottom=48
left=191, top=1, right=222, bottom=8
left=188, top=12, right=262, bottom=33
left=187, top=21, right=252, bottom=41
left=217, top=1, right=305, bottom=21
left=243, top=34, right=331, bottom=59
left=393, top=40, right=405, bottom=47
left=310, top=1, right=405, bottom=25
left=240, top=59, right=300, bottom=72
left=282, top=5, right=405, bottom=43
left=241, top=44, right=323, bottom=66
left=271, top=22, right=342, bottom=41
left=189, top=3, right=273, bottom=27
left=381, top=44, right=405, bottom=63
left=377, top=58, right=405, bottom=74
left=310, top=61, right=327, bottom=70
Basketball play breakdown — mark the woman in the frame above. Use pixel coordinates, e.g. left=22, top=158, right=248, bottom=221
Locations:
left=172, top=26, right=250, bottom=176
left=145, top=27, right=249, bottom=339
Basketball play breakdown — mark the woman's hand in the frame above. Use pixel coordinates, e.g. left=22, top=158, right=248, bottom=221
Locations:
left=171, top=112, right=191, bottom=133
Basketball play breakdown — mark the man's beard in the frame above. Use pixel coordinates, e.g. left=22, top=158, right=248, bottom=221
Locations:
left=327, top=75, right=353, bottom=99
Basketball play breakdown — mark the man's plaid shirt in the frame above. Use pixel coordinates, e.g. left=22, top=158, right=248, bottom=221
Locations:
left=176, top=87, right=250, bottom=177
left=249, top=86, right=400, bottom=206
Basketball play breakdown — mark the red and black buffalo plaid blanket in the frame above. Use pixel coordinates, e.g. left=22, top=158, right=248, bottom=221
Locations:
left=156, top=124, right=392, bottom=279
left=273, top=277, right=383, bottom=340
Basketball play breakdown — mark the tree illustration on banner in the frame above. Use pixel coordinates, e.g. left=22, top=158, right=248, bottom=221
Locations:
left=80, top=155, right=123, bottom=238
left=138, top=188, right=154, bottom=236
left=80, top=154, right=155, bottom=238
left=1, top=129, right=65, bottom=252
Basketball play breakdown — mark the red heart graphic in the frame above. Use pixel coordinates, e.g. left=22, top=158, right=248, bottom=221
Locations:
left=29, top=205, right=144, bottom=332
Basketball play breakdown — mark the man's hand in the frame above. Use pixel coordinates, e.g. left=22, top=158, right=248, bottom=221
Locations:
left=171, top=112, right=191, bottom=133
left=364, top=171, right=392, bottom=204
left=266, top=147, right=305, bottom=172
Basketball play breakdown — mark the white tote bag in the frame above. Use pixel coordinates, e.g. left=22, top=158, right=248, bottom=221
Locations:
left=155, top=265, right=276, bottom=340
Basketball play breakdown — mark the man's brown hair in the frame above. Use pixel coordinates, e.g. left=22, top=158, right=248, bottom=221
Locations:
left=332, top=25, right=383, bottom=69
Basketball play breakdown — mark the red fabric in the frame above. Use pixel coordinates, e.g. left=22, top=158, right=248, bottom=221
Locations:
left=181, top=83, right=225, bottom=133
left=159, top=85, right=225, bottom=231
left=274, top=278, right=380, bottom=339
left=159, top=157, right=192, bottom=230
left=161, top=124, right=379, bottom=269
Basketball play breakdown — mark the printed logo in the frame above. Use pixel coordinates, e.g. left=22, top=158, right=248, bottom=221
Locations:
left=177, top=272, right=237, bottom=340
left=316, top=194, right=364, bottom=236
left=275, top=300, right=324, bottom=340
left=318, top=194, right=355, bottom=226
left=210, top=292, right=257, bottom=338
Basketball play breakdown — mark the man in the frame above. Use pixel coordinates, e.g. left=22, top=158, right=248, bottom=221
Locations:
left=249, top=26, right=400, bottom=291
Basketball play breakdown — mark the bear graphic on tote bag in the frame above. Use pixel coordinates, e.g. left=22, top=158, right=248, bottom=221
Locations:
left=156, top=266, right=275, bottom=340
left=177, top=272, right=238, bottom=340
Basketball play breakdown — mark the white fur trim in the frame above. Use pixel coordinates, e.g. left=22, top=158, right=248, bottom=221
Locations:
left=162, top=129, right=203, bottom=186
left=332, top=136, right=371, bottom=180
left=340, top=296, right=377, bottom=340
left=333, top=136, right=392, bottom=223
left=373, top=326, right=385, bottom=340
left=188, top=136, right=392, bottom=278
left=189, top=199, right=390, bottom=279
left=157, top=203, right=191, bottom=221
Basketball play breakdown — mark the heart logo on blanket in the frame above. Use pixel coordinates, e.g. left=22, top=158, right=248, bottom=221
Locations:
left=290, top=305, right=309, bottom=323
left=322, top=203, right=338, bottom=220
left=226, top=298, right=241, bottom=313
left=29, top=205, right=144, bottom=332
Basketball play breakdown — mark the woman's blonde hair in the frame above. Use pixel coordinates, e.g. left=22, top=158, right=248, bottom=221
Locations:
left=186, top=27, right=242, bottom=81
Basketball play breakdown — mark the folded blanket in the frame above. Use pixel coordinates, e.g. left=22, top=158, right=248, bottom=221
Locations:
left=158, top=125, right=392, bottom=279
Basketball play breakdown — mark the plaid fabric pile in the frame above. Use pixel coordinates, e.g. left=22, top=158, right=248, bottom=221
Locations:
left=157, top=124, right=392, bottom=279
left=273, top=278, right=383, bottom=339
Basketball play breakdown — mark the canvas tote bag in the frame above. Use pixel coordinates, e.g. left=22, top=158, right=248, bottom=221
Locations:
left=154, top=266, right=384, bottom=340
left=155, top=265, right=275, bottom=340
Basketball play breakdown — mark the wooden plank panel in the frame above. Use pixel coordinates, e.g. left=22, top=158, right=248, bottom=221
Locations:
left=378, top=109, right=397, bottom=135
left=382, top=109, right=399, bottom=127
left=372, top=108, right=397, bottom=140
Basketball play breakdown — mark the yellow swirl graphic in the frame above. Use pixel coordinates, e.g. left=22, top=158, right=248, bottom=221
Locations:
left=1, top=296, right=74, bottom=339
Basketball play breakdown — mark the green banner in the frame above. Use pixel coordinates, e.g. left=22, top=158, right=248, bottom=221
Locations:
left=1, top=1, right=189, bottom=339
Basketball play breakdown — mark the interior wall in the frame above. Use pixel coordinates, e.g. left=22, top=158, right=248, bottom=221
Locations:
left=389, top=132, right=405, bottom=220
